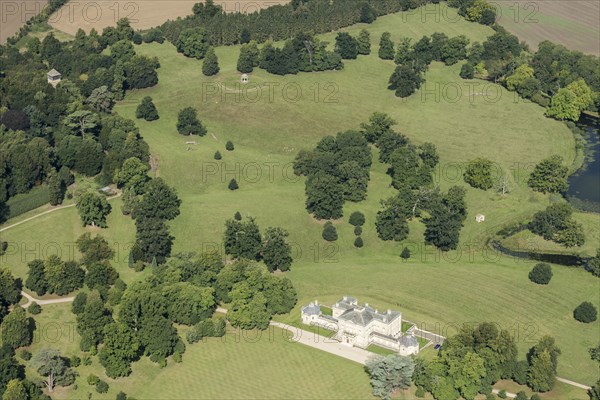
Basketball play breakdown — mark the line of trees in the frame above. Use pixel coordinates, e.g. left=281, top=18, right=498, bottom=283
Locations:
left=384, top=32, right=470, bottom=97
left=162, top=0, right=435, bottom=48
left=251, top=33, right=343, bottom=76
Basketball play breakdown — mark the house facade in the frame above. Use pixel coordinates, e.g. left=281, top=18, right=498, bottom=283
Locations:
left=301, top=296, right=419, bottom=356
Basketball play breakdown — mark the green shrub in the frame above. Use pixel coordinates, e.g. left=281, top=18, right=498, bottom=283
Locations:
left=214, top=150, right=222, bottom=160
left=116, top=392, right=128, bottom=400
left=573, top=301, right=598, bottom=323
left=354, top=237, right=363, bottom=248
left=18, top=349, right=32, bottom=360
left=349, top=211, right=365, bottom=226
left=400, top=247, right=411, bottom=260
left=354, top=225, right=362, bottom=236
left=322, top=222, right=338, bottom=241
left=70, top=355, right=81, bottom=367
left=226, top=141, right=234, bottom=151
left=28, top=301, right=42, bottom=314
left=415, top=387, right=425, bottom=398
left=530, top=394, right=541, bottom=400
left=497, top=389, right=507, bottom=399
left=96, top=380, right=109, bottom=393
left=528, top=263, right=552, bottom=285
left=228, top=179, right=239, bottom=191
left=87, top=374, right=99, bottom=385
left=134, top=260, right=146, bottom=272
left=515, top=391, right=528, bottom=400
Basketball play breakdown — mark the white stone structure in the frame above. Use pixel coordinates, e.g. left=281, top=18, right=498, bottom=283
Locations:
left=476, top=214, right=485, bottom=223
left=241, top=74, right=249, bottom=83
left=301, top=296, right=419, bottom=356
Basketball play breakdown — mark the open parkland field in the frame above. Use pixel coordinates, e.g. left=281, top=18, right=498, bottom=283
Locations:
left=1, top=1, right=598, bottom=399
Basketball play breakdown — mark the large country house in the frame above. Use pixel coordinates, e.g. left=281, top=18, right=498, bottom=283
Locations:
left=301, top=296, right=419, bottom=356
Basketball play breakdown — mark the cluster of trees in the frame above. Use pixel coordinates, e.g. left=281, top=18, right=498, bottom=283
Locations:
left=122, top=175, right=182, bottom=264
left=224, top=215, right=293, bottom=272
left=465, top=27, right=598, bottom=120
left=529, top=203, right=585, bottom=248
left=0, top=268, right=21, bottom=323
left=74, top=248, right=295, bottom=374
left=1, top=347, right=70, bottom=398
left=0, top=270, right=54, bottom=398
left=413, top=324, right=561, bottom=399
left=448, top=0, right=497, bottom=25
left=217, top=259, right=297, bottom=330
left=162, top=0, right=435, bottom=48
left=360, top=113, right=466, bottom=250
left=0, top=18, right=156, bottom=215
left=383, top=32, right=470, bottom=97
left=255, top=33, right=343, bottom=76
left=294, top=130, right=372, bottom=219
left=25, top=232, right=122, bottom=300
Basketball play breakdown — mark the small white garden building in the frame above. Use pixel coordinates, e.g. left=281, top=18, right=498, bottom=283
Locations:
left=241, top=74, right=249, bottom=83
left=47, top=69, right=61, bottom=87
left=476, top=214, right=485, bottom=223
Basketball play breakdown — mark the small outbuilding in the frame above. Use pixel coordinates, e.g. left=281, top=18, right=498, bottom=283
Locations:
left=241, top=74, right=249, bottom=83
left=476, top=214, right=485, bottom=223
left=47, top=69, right=62, bottom=86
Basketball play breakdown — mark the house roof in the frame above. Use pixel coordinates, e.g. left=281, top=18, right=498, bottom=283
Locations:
left=47, top=69, right=61, bottom=77
left=301, top=302, right=321, bottom=316
left=399, top=334, right=418, bottom=347
left=337, top=304, right=401, bottom=327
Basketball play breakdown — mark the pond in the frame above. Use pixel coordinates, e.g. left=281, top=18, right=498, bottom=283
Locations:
left=567, top=114, right=600, bottom=205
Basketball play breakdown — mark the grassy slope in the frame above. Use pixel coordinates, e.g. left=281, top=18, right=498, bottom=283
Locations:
left=1, top=4, right=597, bottom=394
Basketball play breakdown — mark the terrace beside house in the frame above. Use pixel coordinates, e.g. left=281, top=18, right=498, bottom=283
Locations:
left=301, top=296, right=419, bottom=356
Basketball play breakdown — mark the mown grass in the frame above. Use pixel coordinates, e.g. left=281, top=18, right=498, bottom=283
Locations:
left=2, top=4, right=597, bottom=396
left=501, top=211, right=600, bottom=257
left=24, top=303, right=374, bottom=400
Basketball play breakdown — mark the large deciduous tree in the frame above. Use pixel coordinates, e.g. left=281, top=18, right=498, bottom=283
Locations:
left=176, top=107, right=207, bottom=136
left=76, top=192, right=112, bottom=228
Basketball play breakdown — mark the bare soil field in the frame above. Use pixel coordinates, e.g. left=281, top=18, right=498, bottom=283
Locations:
left=496, top=0, right=600, bottom=55
left=49, top=0, right=289, bottom=36
left=0, top=0, right=47, bottom=43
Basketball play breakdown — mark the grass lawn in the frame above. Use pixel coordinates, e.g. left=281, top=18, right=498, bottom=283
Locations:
left=367, top=344, right=397, bottom=356
left=24, top=303, right=374, bottom=400
left=320, top=305, right=333, bottom=316
left=501, top=211, right=600, bottom=257
left=2, top=3, right=598, bottom=396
